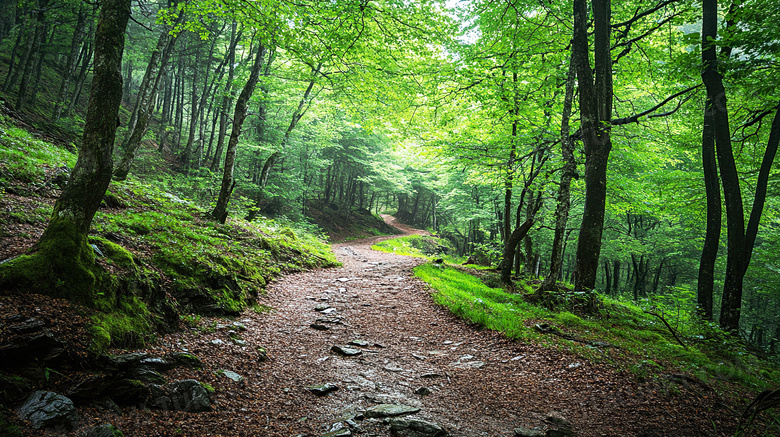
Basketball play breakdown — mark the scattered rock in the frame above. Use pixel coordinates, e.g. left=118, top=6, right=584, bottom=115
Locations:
left=383, top=365, right=406, bottom=373
left=148, top=379, right=211, bottom=412
left=388, top=417, right=448, bottom=437
left=18, top=390, right=80, bottom=431
left=166, top=352, right=203, bottom=369
left=79, top=423, right=124, bottom=437
left=414, top=387, right=431, bottom=396
left=545, top=412, right=575, bottom=436
left=317, top=317, right=345, bottom=325
left=332, top=345, right=362, bottom=356
left=307, top=383, right=339, bottom=396
left=321, top=308, right=338, bottom=314
left=364, top=404, right=420, bottom=418
left=322, top=422, right=352, bottom=436
left=514, top=426, right=545, bottom=437
left=315, top=304, right=331, bottom=312
left=219, top=370, right=244, bottom=383
left=420, top=372, right=443, bottom=379
left=311, top=323, right=330, bottom=331
left=211, top=339, right=225, bottom=345
left=0, top=318, right=66, bottom=367
left=256, top=346, right=269, bottom=362
left=451, top=360, right=485, bottom=369
left=348, top=339, right=371, bottom=347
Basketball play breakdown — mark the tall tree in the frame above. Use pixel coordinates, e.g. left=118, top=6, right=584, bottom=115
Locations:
left=572, top=0, right=613, bottom=291
left=700, top=0, right=780, bottom=331
left=210, top=40, right=266, bottom=223
left=0, top=0, right=131, bottom=301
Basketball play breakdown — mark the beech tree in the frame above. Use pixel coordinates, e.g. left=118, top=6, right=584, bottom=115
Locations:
left=0, top=0, right=131, bottom=301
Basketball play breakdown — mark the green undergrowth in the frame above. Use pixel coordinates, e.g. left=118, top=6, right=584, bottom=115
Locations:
left=0, top=115, right=338, bottom=353
left=92, top=179, right=338, bottom=316
left=0, top=121, right=77, bottom=188
left=414, top=262, right=780, bottom=394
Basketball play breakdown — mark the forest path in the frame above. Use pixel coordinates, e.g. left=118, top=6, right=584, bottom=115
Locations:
left=111, top=217, right=728, bottom=436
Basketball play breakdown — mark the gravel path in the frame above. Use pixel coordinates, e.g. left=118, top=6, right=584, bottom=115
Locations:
left=103, top=216, right=733, bottom=437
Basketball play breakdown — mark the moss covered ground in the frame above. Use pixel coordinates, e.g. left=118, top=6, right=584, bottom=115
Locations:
left=376, top=235, right=780, bottom=428
left=0, top=113, right=338, bottom=352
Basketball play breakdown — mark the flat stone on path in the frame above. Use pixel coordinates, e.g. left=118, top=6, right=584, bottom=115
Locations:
left=331, top=345, right=362, bottom=356
left=348, top=339, right=371, bottom=347
left=364, top=403, right=420, bottom=418
left=310, top=323, right=330, bottom=331
left=314, top=304, right=331, bottom=312
left=306, top=383, right=339, bottom=396
left=388, top=417, right=449, bottom=437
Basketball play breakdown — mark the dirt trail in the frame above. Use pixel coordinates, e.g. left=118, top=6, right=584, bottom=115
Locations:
left=107, top=217, right=731, bottom=436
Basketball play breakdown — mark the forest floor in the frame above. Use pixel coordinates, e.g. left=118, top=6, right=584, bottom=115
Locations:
left=61, top=215, right=738, bottom=437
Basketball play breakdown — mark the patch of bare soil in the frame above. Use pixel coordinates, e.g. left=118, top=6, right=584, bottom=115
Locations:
left=38, top=217, right=737, bottom=436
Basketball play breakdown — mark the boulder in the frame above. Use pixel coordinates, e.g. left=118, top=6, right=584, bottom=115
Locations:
left=17, top=391, right=79, bottom=431
left=148, top=380, right=211, bottom=412
left=0, top=318, right=66, bottom=367
left=388, top=418, right=448, bottom=437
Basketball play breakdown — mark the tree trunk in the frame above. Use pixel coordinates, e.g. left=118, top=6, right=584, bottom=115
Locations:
left=573, top=0, right=613, bottom=291
left=114, top=13, right=183, bottom=180
left=697, top=73, right=721, bottom=320
left=541, top=54, right=577, bottom=291
left=0, top=0, right=130, bottom=302
left=501, top=192, right=542, bottom=286
left=246, top=63, right=320, bottom=221
left=53, top=5, right=87, bottom=121
left=210, top=43, right=267, bottom=223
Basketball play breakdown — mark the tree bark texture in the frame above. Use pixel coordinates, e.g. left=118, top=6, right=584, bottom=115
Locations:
left=114, top=11, right=184, bottom=180
left=210, top=42, right=267, bottom=223
left=542, top=54, right=577, bottom=291
left=573, top=0, right=613, bottom=291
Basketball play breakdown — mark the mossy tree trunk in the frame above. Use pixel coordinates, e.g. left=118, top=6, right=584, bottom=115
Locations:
left=210, top=42, right=267, bottom=223
left=0, top=0, right=131, bottom=303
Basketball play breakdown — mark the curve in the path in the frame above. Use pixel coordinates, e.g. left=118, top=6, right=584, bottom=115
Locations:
left=107, top=217, right=732, bottom=437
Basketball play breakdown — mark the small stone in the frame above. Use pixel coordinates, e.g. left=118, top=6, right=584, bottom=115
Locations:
left=364, top=404, right=420, bottom=418
left=315, top=304, right=331, bottom=312
left=420, top=372, right=443, bottom=379
left=383, top=365, right=405, bottom=373
left=79, top=423, right=124, bottom=437
left=332, top=346, right=362, bottom=356
left=451, top=360, right=485, bottom=369
left=514, top=426, right=545, bottom=437
left=257, top=346, right=269, bottom=362
left=211, top=339, right=225, bottom=345
left=348, top=339, right=371, bottom=347
left=414, top=386, right=431, bottom=396
left=232, top=339, right=247, bottom=346
left=388, top=417, right=448, bottom=436
left=306, top=383, right=339, bottom=396
left=219, top=370, right=244, bottom=383
left=310, top=323, right=330, bottom=331
left=321, top=308, right=338, bottom=314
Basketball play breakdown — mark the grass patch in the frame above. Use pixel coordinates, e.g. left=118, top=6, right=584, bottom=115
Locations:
left=414, top=262, right=780, bottom=392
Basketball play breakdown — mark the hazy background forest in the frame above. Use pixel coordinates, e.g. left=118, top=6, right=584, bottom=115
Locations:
left=0, top=0, right=778, bottom=351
